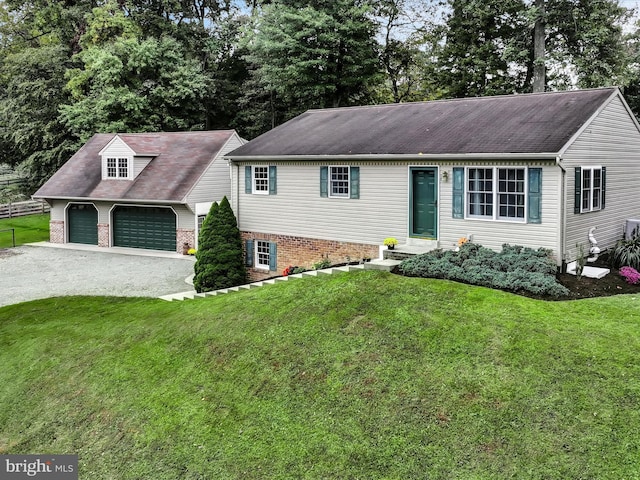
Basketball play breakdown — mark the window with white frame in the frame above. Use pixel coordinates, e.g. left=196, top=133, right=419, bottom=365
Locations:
left=256, top=240, right=270, bottom=270
left=255, top=240, right=271, bottom=269
left=253, top=166, right=269, bottom=194
left=330, top=166, right=350, bottom=197
left=466, top=167, right=526, bottom=221
left=467, top=168, right=493, bottom=218
left=580, top=167, right=603, bottom=213
left=106, top=157, right=129, bottom=179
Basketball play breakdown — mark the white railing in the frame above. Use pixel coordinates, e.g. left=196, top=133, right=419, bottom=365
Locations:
left=0, top=200, right=50, bottom=219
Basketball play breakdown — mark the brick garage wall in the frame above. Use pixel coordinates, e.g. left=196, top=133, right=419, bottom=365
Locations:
left=50, top=220, right=64, bottom=244
left=177, top=228, right=195, bottom=254
left=98, top=223, right=109, bottom=247
left=242, top=231, right=379, bottom=282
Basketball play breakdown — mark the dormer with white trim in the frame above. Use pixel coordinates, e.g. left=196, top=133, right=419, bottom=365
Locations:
left=98, top=134, right=157, bottom=180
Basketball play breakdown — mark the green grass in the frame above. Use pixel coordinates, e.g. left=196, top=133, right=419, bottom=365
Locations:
left=1, top=270, right=640, bottom=479
left=0, top=213, right=49, bottom=247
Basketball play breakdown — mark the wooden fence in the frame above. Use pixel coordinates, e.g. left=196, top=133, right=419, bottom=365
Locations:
left=0, top=200, right=50, bottom=219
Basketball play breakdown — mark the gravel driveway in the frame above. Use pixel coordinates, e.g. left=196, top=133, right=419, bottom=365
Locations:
left=0, top=244, right=195, bottom=307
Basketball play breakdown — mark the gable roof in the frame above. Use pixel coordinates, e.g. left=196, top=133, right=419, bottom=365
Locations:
left=227, top=88, right=619, bottom=159
left=34, top=131, right=237, bottom=202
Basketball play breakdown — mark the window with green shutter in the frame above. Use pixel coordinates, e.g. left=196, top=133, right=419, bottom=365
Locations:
left=452, top=168, right=464, bottom=218
left=246, top=166, right=277, bottom=195
left=321, top=166, right=359, bottom=199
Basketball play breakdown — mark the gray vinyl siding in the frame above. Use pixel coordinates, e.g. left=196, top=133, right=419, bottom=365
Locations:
left=185, top=134, right=242, bottom=209
left=233, top=160, right=560, bottom=255
left=562, top=94, right=640, bottom=262
left=133, top=157, right=153, bottom=177
left=439, top=163, right=561, bottom=256
left=49, top=200, right=65, bottom=221
left=233, top=161, right=408, bottom=245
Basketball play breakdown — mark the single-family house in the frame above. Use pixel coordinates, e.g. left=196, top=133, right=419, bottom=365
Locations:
left=226, top=87, right=640, bottom=281
left=34, top=130, right=243, bottom=253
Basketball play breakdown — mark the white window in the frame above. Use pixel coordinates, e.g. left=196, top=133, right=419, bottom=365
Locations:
left=581, top=167, right=603, bottom=213
left=466, top=167, right=526, bottom=222
left=330, top=166, right=350, bottom=197
left=256, top=240, right=270, bottom=269
left=253, top=166, right=269, bottom=194
left=106, top=157, right=129, bottom=179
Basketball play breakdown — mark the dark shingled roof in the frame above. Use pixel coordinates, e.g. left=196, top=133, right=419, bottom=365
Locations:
left=34, top=131, right=236, bottom=202
left=227, top=88, right=618, bottom=158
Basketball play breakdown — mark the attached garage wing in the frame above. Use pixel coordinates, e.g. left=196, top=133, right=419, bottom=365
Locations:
left=68, top=203, right=98, bottom=245
left=112, top=206, right=176, bottom=252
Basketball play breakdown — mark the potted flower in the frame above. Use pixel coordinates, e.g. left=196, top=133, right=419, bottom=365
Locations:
left=383, top=237, right=398, bottom=250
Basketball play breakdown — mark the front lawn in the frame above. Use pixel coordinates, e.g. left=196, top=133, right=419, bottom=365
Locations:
left=0, top=213, right=49, bottom=247
left=1, top=270, right=639, bottom=478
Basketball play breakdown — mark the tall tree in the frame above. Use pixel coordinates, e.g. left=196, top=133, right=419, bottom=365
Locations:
left=438, top=0, right=630, bottom=97
left=241, top=0, right=382, bottom=135
left=59, top=2, right=209, bottom=141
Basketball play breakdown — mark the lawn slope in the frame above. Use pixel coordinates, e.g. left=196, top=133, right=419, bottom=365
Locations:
left=1, top=270, right=639, bottom=479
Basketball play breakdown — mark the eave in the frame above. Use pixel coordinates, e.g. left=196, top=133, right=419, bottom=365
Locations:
left=225, top=152, right=560, bottom=163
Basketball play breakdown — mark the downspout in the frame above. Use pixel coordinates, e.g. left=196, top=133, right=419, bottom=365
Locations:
left=556, top=155, right=567, bottom=271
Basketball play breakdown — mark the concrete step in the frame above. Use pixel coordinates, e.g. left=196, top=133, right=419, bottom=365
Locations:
left=364, top=259, right=402, bottom=272
left=159, top=263, right=367, bottom=302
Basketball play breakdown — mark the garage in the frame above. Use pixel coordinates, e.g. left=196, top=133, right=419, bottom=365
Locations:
left=112, top=206, right=176, bottom=251
left=68, top=203, right=98, bottom=245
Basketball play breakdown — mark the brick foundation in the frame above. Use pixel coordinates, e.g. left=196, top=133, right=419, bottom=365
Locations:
left=177, top=228, right=195, bottom=254
left=98, top=223, right=109, bottom=247
left=241, top=231, right=379, bottom=282
left=50, top=220, right=64, bottom=244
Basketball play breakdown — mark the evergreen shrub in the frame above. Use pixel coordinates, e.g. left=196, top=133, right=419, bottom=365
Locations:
left=399, top=242, right=569, bottom=297
left=193, top=196, right=247, bottom=293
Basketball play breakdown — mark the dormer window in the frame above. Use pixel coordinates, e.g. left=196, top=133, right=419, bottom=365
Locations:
left=106, top=157, right=130, bottom=179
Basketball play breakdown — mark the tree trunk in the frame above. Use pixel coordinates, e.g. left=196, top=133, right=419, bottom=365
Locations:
left=533, top=0, right=545, bottom=92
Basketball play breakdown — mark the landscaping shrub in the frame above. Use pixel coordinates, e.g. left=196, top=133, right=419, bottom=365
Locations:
left=399, top=243, right=569, bottom=297
left=620, top=266, right=640, bottom=285
left=611, top=234, right=640, bottom=271
left=193, top=196, right=247, bottom=292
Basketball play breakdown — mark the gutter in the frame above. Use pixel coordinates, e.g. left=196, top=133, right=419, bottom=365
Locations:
left=225, top=152, right=559, bottom=163
left=556, top=155, right=567, bottom=270
left=31, top=195, right=187, bottom=205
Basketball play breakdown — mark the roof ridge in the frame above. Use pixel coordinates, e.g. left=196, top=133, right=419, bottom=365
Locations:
left=304, top=87, right=619, bottom=114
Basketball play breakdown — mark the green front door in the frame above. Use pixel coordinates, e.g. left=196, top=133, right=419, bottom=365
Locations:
left=113, top=206, right=176, bottom=251
left=410, top=168, right=438, bottom=238
left=68, top=203, right=98, bottom=245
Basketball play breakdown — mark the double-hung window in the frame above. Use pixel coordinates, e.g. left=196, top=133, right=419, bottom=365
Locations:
left=330, top=166, right=350, bottom=197
left=255, top=240, right=271, bottom=269
left=245, top=166, right=277, bottom=195
left=245, top=239, right=277, bottom=271
left=456, top=167, right=538, bottom=223
left=578, top=167, right=604, bottom=213
left=106, top=157, right=129, bottom=179
left=320, top=166, right=360, bottom=199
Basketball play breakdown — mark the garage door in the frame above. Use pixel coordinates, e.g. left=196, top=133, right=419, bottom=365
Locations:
left=68, top=203, right=98, bottom=245
left=113, top=206, right=176, bottom=251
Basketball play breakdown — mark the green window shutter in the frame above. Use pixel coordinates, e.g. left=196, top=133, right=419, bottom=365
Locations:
left=269, top=242, right=277, bottom=271
left=574, top=167, right=581, bottom=214
left=269, top=166, right=277, bottom=195
left=320, top=166, right=328, bottom=197
left=601, top=167, right=606, bottom=210
left=350, top=167, right=360, bottom=199
left=245, top=166, right=252, bottom=194
left=528, top=168, right=542, bottom=224
left=452, top=168, right=464, bottom=218
left=245, top=239, right=254, bottom=267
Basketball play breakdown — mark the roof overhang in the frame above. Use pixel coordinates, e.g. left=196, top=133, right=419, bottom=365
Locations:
left=32, top=195, right=187, bottom=205
left=226, top=152, right=560, bottom=163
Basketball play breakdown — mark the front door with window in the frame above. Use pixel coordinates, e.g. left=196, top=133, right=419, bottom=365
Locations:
left=410, top=168, right=438, bottom=238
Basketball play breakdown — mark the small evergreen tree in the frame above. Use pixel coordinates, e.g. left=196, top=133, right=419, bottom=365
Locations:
left=193, top=196, right=247, bottom=292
